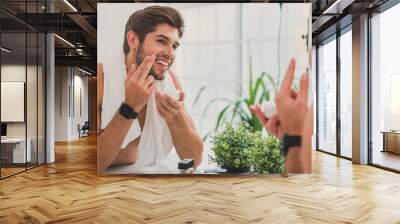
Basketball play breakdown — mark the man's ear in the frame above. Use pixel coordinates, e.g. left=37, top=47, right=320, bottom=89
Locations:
left=127, top=31, right=139, bottom=52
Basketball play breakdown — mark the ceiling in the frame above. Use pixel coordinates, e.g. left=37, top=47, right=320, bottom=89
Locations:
left=0, top=0, right=394, bottom=75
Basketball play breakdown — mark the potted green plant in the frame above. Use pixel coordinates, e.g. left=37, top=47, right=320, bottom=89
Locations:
left=209, top=122, right=255, bottom=173
left=209, top=122, right=285, bottom=174
left=250, top=133, right=285, bottom=174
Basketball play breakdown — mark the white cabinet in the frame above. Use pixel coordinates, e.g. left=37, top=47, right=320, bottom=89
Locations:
left=1, top=138, right=32, bottom=163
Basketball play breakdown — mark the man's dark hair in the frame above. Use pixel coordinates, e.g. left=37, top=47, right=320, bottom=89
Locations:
left=123, top=6, right=184, bottom=55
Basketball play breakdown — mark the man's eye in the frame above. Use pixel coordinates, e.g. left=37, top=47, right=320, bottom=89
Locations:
left=157, top=39, right=165, bottom=44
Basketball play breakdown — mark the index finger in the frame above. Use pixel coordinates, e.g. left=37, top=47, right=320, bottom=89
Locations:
left=137, top=55, right=156, bottom=82
left=128, top=55, right=149, bottom=83
left=250, top=105, right=268, bottom=125
left=279, top=58, right=296, bottom=96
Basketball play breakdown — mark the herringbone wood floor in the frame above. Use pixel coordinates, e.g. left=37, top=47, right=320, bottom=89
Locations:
left=1, top=135, right=400, bottom=224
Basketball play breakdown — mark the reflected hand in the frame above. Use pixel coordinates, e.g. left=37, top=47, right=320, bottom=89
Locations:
left=250, top=104, right=283, bottom=138
left=275, top=58, right=309, bottom=136
left=155, top=91, right=185, bottom=124
left=124, top=55, right=156, bottom=112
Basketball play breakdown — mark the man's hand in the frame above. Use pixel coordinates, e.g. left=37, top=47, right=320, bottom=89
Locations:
left=275, top=58, right=309, bottom=136
left=124, top=55, right=156, bottom=112
left=155, top=90, right=185, bottom=124
left=249, top=105, right=283, bottom=138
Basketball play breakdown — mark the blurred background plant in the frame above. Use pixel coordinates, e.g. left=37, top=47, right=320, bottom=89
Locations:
left=193, top=59, right=278, bottom=140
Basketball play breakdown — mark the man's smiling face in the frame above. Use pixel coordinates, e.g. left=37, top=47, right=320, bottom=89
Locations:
left=136, top=23, right=180, bottom=80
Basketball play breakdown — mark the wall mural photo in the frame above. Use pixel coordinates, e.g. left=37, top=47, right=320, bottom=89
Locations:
left=97, top=3, right=313, bottom=175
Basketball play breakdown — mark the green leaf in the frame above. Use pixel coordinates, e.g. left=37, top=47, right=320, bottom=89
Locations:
left=249, top=72, right=267, bottom=105
left=215, top=105, right=231, bottom=131
left=192, top=85, right=208, bottom=109
left=248, top=57, right=254, bottom=101
left=202, top=97, right=234, bottom=118
left=266, top=73, right=278, bottom=94
left=231, top=99, right=245, bottom=122
left=202, top=129, right=213, bottom=142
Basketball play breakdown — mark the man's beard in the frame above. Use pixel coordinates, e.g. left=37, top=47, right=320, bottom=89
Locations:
left=136, top=44, right=167, bottom=81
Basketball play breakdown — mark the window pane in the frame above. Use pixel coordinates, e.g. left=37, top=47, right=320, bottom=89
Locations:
left=340, top=30, right=352, bottom=158
left=27, top=31, right=38, bottom=169
left=1, top=30, right=28, bottom=177
left=318, top=38, right=337, bottom=154
left=371, top=3, right=400, bottom=171
left=38, top=32, right=46, bottom=165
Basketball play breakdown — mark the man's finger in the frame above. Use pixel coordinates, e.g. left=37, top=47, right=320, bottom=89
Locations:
left=133, top=55, right=150, bottom=82
left=280, top=58, right=296, bottom=95
left=148, top=83, right=155, bottom=93
left=297, top=73, right=309, bottom=102
left=178, top=91, right=185, bottom=102
left=137, top=55, right=156, bottom=82
left=156, top=92, right=171, bottom=113
left=156, top=103, right=168, bottom=118
left=291, top=89, right=298, bottom=99
left=144, top=75, right=154, bottom=88
left=164, top=94, right=180, bottom=109
left=126, top=61, right=138, bottom=82
left=250, top=105, right=268, bottom=125
left=268, top=114, right=280, bottom=125
left=168, top=69, right=176, bottom=77
left=159, top=95, right=175, bottom=113
left=265, top=114, right=280, bottom=131
left=155, top=91, right=162, bottom=105
left=160, top=101, right=174, bottom=115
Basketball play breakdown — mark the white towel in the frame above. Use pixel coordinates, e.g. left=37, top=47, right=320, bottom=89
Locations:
left=101, top=52, right=180, bottom=174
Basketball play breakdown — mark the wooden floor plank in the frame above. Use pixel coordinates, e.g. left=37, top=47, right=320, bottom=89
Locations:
left=0, top=135, right=399, bottom=223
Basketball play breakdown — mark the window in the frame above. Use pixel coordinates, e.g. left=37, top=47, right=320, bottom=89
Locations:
left=0, top=1, right=46, bottom=179
left=317, top=37, right=337, bottom=154
left=339, top=29, right=352, bottom=158
left=370, top=2, right=400, bottom=171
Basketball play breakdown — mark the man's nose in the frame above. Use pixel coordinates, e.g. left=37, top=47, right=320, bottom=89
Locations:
left=164, top=45, right=174, bottom=59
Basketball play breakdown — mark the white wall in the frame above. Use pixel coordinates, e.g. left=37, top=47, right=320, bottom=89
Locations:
left=71, top=73, right=89, bottom=138
left=54, top=67, right=89, bottom=141
left=55, top=67, right=69, bottom=141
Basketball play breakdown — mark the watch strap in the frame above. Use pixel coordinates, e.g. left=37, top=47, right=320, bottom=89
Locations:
left=118, top=103, right=138, bottom=119
left=281, top=134, right=302, bottom=157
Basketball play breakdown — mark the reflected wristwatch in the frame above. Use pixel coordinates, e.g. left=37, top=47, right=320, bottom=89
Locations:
left=118, top=103, right=138, bottom=119
left=281, top=134, right=302, bottom=157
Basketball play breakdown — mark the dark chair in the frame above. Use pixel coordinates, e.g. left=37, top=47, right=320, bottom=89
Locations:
left=79, top=121, right=90, bottom=138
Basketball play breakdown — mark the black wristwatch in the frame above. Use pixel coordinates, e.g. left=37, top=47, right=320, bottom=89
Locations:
left=118, top=103, right=138, bottom=119
left=281, top=134, right=302, bottom=157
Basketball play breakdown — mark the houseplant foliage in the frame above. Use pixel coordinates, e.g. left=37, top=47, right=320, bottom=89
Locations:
left=209, top=122, right=255, bottom=173
left=250, top=133, right=285, bottom=174
left=209, top=122, right=285, bottom=174
left=193, top=59, right=278, bottom=140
